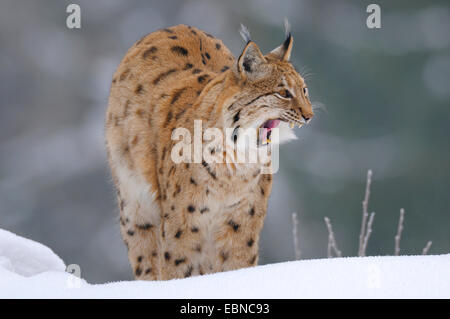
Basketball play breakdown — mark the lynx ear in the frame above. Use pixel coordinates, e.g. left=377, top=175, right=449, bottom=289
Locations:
left=235, top=41, right=267, bottom=81
left=268, top=33, right=293, bottom=61
left=267, top=19, right=293, bottom=61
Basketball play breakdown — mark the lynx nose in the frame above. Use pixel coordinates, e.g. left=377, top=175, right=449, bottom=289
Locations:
left=297, top=104, right=313, bottom=124
left=302, top=114, right=313, bottom=124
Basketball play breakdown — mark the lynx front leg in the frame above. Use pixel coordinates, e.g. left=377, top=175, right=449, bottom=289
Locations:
left=158, top=198, right=206, bottom=280
left=214, top=193, right=269, bottom=272
left=119, top=213, right=160, bottom=280
left=214, top=172, right=272, bottom=271
left=158, top=175, right=272, bottom=279
left=157, top=162, right=222, bottom=280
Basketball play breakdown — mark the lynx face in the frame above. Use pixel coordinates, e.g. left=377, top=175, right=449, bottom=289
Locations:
left=226, top=35, right=314, bottom=147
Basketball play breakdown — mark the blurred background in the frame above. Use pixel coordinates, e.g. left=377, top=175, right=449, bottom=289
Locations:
left=0, top=0, right=448, bottom=283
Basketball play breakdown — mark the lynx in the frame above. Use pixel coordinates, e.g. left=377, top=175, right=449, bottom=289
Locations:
left=105, top=24, right=313, bottom=280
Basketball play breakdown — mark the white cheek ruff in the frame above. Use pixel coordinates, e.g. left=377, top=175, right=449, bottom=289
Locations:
left=275, top=121, right=297, bottom=144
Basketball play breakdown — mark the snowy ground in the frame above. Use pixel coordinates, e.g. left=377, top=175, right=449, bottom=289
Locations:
left=0, top=228, right=449, bottom=299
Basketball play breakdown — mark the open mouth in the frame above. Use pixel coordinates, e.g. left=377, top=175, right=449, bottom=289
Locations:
left=258, top=118, right=301, bottom=145
left=260, top=119, right=280, bottom=143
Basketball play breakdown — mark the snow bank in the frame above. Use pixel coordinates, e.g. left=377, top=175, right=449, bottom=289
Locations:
left=0, top=229, right=65, bottom=277
left=0, top=228, right=449, bottom=298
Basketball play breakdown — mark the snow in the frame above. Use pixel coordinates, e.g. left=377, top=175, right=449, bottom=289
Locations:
left=0, top=229, right=65, bottom=277
left=0, top=228, right=449, bottom=298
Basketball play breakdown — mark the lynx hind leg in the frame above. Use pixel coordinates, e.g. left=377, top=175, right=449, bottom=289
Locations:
left=115, top=164, right=162, bottom=280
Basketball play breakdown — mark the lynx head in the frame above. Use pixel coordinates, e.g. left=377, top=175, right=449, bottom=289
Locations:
left=227, top=22, right=314, bottom=147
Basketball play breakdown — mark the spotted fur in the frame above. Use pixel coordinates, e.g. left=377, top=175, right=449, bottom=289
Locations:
left=105, top=24, right=313, bottom=280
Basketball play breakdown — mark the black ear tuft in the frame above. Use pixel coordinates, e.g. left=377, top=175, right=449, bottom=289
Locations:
left=268, top=20, right=294, bottom=62
left=283, top=33, right=292, bottom=50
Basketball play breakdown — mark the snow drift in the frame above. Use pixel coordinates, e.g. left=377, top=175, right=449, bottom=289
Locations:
left=0, top=228, right=449, bottom=298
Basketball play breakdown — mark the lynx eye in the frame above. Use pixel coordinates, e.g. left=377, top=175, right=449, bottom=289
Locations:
left=303, top=87, right=309, bottom=97
left=275, top=89, right=293, bottom=99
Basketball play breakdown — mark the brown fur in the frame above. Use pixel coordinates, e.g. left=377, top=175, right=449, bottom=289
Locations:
left=105, top=25, right=313, bottom=280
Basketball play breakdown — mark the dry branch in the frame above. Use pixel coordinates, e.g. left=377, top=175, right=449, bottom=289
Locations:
left=324, top=217, right=342, bottom=258
left=315, top=169, right=434, bottom=259
left=292, top=212, right=301, bottom=260
left=395, top=208, right=405, bottom=256
left=358, top=169, right=372, bottom=256
left=361, top=212, right=375, bottom=256
left=422, top=241, right=432, bottom=255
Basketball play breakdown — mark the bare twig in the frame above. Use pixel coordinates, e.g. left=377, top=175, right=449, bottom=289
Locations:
left=327, top=236, right=332, bottom=258
left=319, top=169, right=434, bottom=259
left=358, top=169, right=372, bottom=256
left=395, top=208, right=405, bottom=256
left=325, top=219, right=332, bottom=258
left=422, top=241, right=432, bottom=255
left=292, top=212, right=301, bottom=260
left=361, top=212, right=375, bottom=256
left=324, top=217, right=342, bottom=258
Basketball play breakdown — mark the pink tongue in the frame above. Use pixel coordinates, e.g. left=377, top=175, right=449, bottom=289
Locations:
left=262, top=119, right=280, bottom=142
left=264, top=119, right=280, bottom=130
